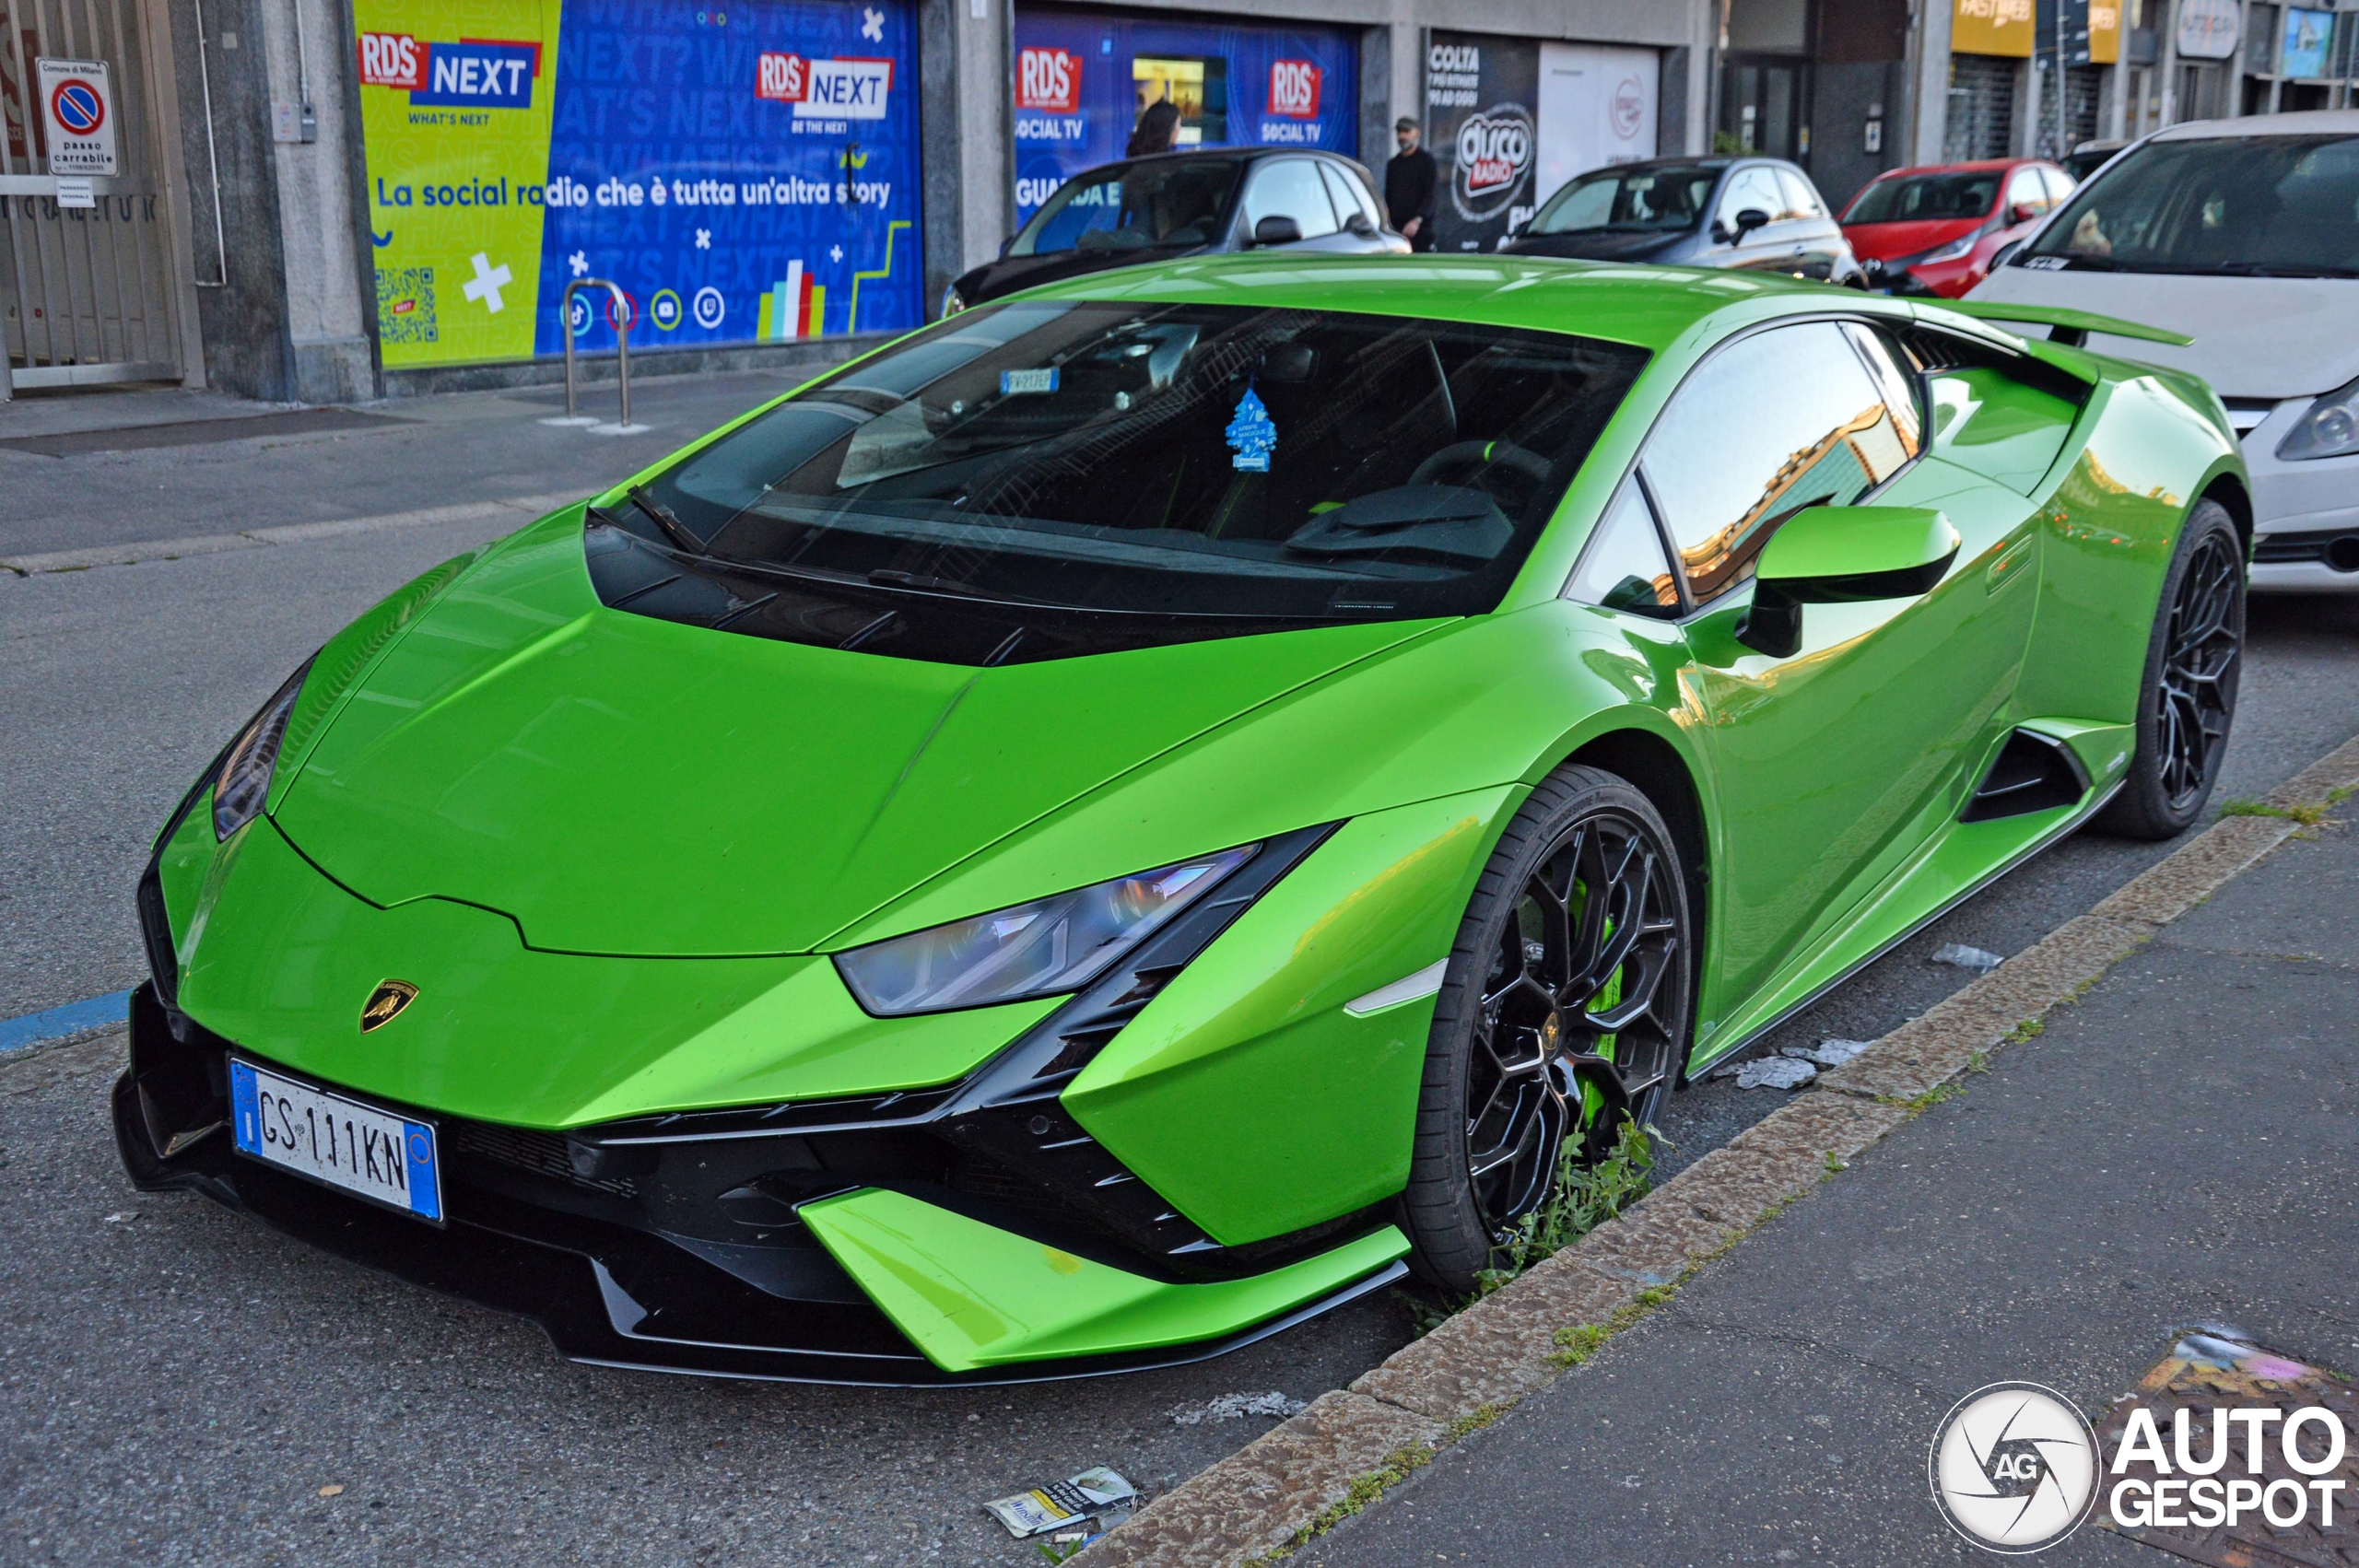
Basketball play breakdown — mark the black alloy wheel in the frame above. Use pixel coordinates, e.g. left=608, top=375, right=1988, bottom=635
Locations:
left=2098, top=498, right=2246, bottom=839
left=1404, top=766, right=1694, bottom=1293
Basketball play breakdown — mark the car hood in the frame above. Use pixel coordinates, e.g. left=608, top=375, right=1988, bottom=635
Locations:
left=1503, top=229, right=1688, bottom=263
left=957, top=244, right=1204, bottom=305
left=1968, top=266, right=2359, bottom=398
left=274, top=514, right=1438, bottom=958
left=1843, top=217, right=1980, bottom=263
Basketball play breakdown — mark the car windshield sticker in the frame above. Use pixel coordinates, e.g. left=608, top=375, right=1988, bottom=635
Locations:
left=1226, top=382, right=1276, bottom=472
left=1000, top=368, right=1060, bottom=394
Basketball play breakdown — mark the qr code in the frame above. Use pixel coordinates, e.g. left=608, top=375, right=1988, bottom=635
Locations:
left=375, top=267, right=437, bottom=344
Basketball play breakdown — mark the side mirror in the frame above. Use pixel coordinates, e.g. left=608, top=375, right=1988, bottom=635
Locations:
left=1344, top=211, right=1377, bottom=238
left=1251, top=214, right=1304, bottom=247
left=1731, top=206, right=1772, bottom=243
left=1735, top=507, right=1963, bottom=658
left=2009, top=202, right=2040, bottom=225
left=998, top=236, right=1015, bottom=259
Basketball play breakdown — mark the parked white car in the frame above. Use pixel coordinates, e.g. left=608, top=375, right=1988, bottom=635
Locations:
left=1971, top=111, right=2359, bottom=591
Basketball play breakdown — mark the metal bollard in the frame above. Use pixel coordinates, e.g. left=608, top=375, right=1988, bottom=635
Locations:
left=559, top=277, right=634, bottom=427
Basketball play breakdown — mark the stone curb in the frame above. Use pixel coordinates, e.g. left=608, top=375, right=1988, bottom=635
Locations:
left=0, top=1029, right=126, bottom=1097
left=0, top=492, right=579, bottom=577
left=1077, top=738, right=2359, bottom=1568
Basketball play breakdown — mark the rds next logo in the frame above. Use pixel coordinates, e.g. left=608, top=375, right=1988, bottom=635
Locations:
left=357, top=32, right=540, bottom=111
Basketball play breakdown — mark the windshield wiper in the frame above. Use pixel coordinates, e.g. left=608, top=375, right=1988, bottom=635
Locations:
left=627, top=485, right=704, bottom=553
left=2210, top=262, right=2359, bottom=279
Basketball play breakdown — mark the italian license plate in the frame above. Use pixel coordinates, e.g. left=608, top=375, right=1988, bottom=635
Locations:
left=229, top=1058, right=442, bottom=1223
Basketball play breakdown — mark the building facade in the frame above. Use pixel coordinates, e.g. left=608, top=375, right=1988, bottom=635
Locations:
left=6, top=0, right=2349, bottom=402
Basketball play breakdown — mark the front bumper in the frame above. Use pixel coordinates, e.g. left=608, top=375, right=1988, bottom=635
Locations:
left=2239, top=397, right=2359, bottom=592
left=115, top=983, right=1405, bottom=1383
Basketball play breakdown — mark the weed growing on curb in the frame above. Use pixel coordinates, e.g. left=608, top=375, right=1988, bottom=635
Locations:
left=2004, top=1018, right=2044, bottom=1044
left=1547, top=1283, right=1678, bottom=1370
left=1966, top=1048, right=1991, bottom=1073
left=1244, top=1403, right=1518, bottom=1564
left=1469, top=1120, right=1656, bottom=1301
left=2218, top=798, right=2334, bottom=825
left=1823, top=1150, right=1848, bottom=1174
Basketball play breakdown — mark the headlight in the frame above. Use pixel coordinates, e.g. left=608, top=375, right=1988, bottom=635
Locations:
left=940, top=284, right=967, bottom=318
left=835, top=845, right=1259, bottom=1016
left=2278, top=375, right=2359, bottom=461
left=1919, top=232, right=1978, bottom=265
left=212, top=660, right=313, bottom=839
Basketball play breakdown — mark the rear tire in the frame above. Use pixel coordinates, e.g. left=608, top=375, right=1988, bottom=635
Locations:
left=1401, top=766, right=1694, bottom=1293
left=2095, top=498, right=2244, bottom=839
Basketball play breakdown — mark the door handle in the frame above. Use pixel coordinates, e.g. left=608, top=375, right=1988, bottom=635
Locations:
left=1986, top=535, right=2032, bottom=592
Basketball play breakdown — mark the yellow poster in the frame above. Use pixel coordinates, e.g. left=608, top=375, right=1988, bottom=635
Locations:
left=1954, top=0, right=2035, bottom=58
left=2089, top=0, right=2121, bottom=64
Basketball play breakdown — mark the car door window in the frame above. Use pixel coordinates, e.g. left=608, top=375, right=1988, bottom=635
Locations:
left=1776, top=169, right=1826, bottom=220
left=1319, top=161, right=1380, bottom=231
left=1640, top=322, right=1919, bottom=602
left=2005, top=167, right=2051, bottom=218
left=1241, top=159, right=1341, bottom=239
left=1565, top=478, right=1682, bottom=617
left=1839, top=322, right=1924, bottom=452
left=1718, top=167, right=1785, bottom=231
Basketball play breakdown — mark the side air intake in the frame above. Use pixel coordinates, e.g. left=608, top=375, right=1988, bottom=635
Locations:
left=1962, top=729, right=2091, bottom=823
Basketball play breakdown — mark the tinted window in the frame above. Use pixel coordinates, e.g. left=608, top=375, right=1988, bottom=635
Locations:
left=1243, top=159, right=1341, bottom=239
left=1565, top=479, right=1681, bottom=617
left=615, top=301, right=1650, bottom=662
left=1841, top=322, right=1925, bottom=453
left=1777, top=169, right=1826, bottom=220
left=1842, top=170, right=2001, bottom=223
left=1531, top=164, right=1719, bottom=233
left=1015, top=158, right=1244, bottom=256
left=1719, top=167, right=1785, bottom=228
left=2023, top=134, right=2359, bottom=276
left=1641, top=322, right=1918, bottom=601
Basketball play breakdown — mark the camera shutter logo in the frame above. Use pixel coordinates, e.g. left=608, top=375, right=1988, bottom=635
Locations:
left=1930, top=1382, right=2101, bottom=1553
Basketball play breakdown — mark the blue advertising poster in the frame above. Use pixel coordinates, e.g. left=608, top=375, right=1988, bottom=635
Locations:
left=537, top=0, right=923, bottom=357
left=1011, top=8, right=1358, bottom=227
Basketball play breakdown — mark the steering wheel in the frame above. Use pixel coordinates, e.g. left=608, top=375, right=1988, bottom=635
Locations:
left=1408, top=439, right=1554, bottom=494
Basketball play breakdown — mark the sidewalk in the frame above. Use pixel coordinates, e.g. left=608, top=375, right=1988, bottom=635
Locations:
left=1292, top=812, right=2359, bottom=1566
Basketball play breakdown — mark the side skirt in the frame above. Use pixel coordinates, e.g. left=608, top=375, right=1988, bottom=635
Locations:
left=1684, top=778, right=2124, bottom=1081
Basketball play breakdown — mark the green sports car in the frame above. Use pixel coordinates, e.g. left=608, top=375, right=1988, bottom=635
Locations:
left=117, top=258, right=2248, bottom=1383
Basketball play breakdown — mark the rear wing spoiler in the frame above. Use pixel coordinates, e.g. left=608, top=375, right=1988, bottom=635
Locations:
left=1927, top=300, right=2195, bottom=349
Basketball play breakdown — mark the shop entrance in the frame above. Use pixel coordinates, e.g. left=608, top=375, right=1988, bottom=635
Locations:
left=1, top=0, right=188, bottom=396
left=1719, top=56, right=1811, bottom=159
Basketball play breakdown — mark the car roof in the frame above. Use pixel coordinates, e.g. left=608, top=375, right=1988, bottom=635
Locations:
left=1115, top=146, right=1353, bottom=169
left=992, top=252, right=1877, bottom=355
left=2153, top=109, right=2359, bottom=141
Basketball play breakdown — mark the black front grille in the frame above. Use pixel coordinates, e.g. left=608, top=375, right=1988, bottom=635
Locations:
left=2255, top=527, right=2359, bottom=568
left=136, top=868, right=180, bottom=1008
left=444, top=1119, right=640, bottom=1198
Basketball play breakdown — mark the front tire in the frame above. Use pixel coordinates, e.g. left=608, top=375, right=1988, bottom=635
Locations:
left=2095, top=498, right=2245, bottom=839
left=1402, top=766, right=1694, bottom=1293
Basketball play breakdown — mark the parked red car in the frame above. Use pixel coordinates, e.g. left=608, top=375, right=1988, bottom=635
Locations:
left=1839, top=158, right=2075, bottom=298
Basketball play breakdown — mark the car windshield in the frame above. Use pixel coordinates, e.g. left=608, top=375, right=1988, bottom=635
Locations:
left=2020, top=134, right=2359, bottom=277
left=1843, top=170, right=2001, bottom=223
left=1529, top=165, right=1719, bottom=234
left=614, top=300, right=1649, bottom=663
left=1012, top=158, right=1245, bottom=256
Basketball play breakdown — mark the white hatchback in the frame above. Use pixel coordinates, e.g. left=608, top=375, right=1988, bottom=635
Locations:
left=1971, top=111, right=2359, bottom=591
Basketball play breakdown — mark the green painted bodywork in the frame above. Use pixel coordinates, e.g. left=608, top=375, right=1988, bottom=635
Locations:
left=800, top=1188, right=1406, bottom=1372
left=1755, top=506, right=1960, bottom=585
left=1937, top=299, right=2196, bottom=348
left=151, top=255, right=2245, bottom=1366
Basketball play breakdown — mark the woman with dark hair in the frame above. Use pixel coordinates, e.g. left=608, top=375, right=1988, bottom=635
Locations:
left=1126, top=99, right=1180, bottom=158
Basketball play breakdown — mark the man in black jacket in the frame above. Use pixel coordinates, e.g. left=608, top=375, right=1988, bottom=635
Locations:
left=1385, top=116, right=1438, bottom=252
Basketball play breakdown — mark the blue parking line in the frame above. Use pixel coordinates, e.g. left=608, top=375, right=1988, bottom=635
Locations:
left=0, top=989, right=134, bottom=1054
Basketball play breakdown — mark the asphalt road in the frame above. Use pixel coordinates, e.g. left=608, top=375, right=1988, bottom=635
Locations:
left=3, top=379, right=2357, bottom=1565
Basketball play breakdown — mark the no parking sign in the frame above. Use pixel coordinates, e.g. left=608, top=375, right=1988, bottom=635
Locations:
left=37, top=58, right=118, bottom=176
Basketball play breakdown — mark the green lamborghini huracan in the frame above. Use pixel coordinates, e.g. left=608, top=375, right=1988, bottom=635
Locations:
left=118, top=257, right=2248, bottom=1383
